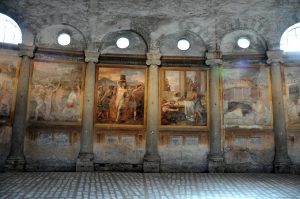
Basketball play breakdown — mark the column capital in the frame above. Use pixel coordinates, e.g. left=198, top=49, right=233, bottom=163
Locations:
left=146, top=48, right=162, bottom=66
left=267, top=50, right=284, bottom=64
left=18, top=44, right=36, bottom=58
left=205, top=51, right=223, bottom=66
left=84, top=50, right=100, bottom=63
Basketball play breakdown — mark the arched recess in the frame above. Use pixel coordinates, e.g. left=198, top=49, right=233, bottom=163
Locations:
left=158, top=31, right=207, bottom=57
left=220, top=29, right=267, bottom=55
left=99, top=30, right=148, bottom=55
left=35, top=24, right=87, bottom=51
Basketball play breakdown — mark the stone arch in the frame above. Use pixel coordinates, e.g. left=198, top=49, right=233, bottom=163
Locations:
left=220, top=29, right=267, bottom=55
left=158, top=30, right=207, bottom=56
left=217, top=17, right=270, bottom=49
left=35, top=24, right=87, bottom=50
left=99, top=30, right=148, bottom=55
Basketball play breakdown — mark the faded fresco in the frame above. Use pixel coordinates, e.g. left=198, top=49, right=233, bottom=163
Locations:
left=284, top=66, right=300, bottom=127
left=223, top=67, right=272, bottom=127
left=96, top=66, right=146, bottom=125
left=0, top=55, right=18, bottom=123
left=29, top=61, right=83, bottom=122
left=160, top=69, right=208, bottom=126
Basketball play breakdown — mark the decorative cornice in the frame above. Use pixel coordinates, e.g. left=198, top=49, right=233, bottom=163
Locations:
left=267, top=50, right=284, bottom=64
left=84, top=50, right=100, bottom=63
left=146, top=48, right=162, bottom=66
left=18, top=44, right=36, bottom=58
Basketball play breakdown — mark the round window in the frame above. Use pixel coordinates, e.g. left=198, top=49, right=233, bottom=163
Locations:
left=57, top=33, right=71, bottom=46
left=237, top=37, right=250, bottom=49
left=116, top=37, right=130, bottom=49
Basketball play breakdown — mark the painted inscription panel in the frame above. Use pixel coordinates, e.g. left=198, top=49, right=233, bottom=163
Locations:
left=284, top=66, right=300, bottom=127
left=160, top=68, right=208, bottom=127
left=96, top=66, right=146, bottom=125
left=29, top=61, right=83, bottom=122
left=0, top=55, right=19, bottom=123
left=223, top=67, right=272, bottom=127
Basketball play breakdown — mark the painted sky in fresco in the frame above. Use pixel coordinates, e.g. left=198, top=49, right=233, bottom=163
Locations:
left=98, top=67, right=145, bottom=83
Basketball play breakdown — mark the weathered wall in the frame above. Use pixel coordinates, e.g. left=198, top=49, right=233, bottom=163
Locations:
left=94, top=129, right=145, bottom=171
left=288, top=130, right=300, bottom=174
left=24, top=127, right=80, bottom=171
left=159, top=131, right=209, bottom=172
left=0, top=126, right=12, bottom=171
left=224, top=130, right=274, bottom=172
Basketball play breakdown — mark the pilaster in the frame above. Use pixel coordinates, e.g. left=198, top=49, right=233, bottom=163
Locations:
left=5, top=44, right=36, bottom=171
left=267, top=50, right=291, bottom=173
left=143, top=48, right=161, bottom=172
left=76, top=50, right=100, bottom=172
left=206, top=51, right=224, bottom=173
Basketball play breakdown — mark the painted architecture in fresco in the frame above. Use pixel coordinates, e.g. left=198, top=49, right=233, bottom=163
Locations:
left=160, top=69, right=208, bottom=126
left=29, top=61, right=83, bottom=122
left=223, top=67, right=272, bottom=127
left=96, top=66, right=146, bottom=125
left=284, top=66, right=300, bottom=127
left=0, top=55, right=18, bottom=123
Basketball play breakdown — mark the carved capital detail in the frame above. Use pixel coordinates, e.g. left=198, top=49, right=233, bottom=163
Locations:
left=18, top=44, right=36, bottom=58
left=205, top=51, right=223, bottom=66
left=146, top=48, right=161, bottom=66
left=267, top=50, right=284, bottom=64
left=84, top=50, right=100, bottom=63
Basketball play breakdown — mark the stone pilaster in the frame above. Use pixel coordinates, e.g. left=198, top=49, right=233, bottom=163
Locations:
left=76, top=50, right=100, bottom=172
left=143, top=48, right=161, bottom=172
left=267, top=50, right=291, bottom=173
left=5, top=44, right=36, bottom=171
left=206, top=52, right=224, bottom=173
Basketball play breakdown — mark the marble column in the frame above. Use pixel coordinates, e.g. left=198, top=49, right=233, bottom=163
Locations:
left=206, top=52, right=224, bottom=173
left=76, top=50, right=100, bottom=172
left=267, top=50, right=290, bottom=173
left=5, top=44, right=36, bottom=171
left=143, top=48, right=161, bottom=172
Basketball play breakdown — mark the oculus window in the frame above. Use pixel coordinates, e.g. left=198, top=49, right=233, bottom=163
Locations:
left=177, top=39, right=190, bottom=51
left=57, top=33, right=71, bottom=46
left=116, top=37, right=129, bottom=49
left=237, top=37, right=250, bottom=49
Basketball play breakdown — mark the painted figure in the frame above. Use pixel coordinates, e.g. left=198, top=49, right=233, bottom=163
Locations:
left=115, top=75, right=128, bottom=122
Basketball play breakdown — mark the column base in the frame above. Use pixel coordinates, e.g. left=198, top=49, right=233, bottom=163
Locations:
left=208, top=153, right=224, bottom=173
left=143, top=154, right=160, bottom=173
left=76, top=153, right=94, bottom=172
left=274, top=158, right=291, bottom=173
left=5, top=156, right=25, bottom=171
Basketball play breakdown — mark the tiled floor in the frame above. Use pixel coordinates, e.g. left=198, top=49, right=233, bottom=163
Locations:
left=0, top=172, right=299, bottom=199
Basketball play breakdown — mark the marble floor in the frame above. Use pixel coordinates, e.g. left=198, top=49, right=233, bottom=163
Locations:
left=0, top=172, right=300, bottom=199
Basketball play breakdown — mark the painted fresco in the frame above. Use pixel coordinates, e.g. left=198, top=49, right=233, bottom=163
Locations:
left=96, top=66, right=146, bottom=125
left=284, top=66, right=300, bottom=127
left=160, top=69, right=208, bottom=126
left=223, top=67, right=272, bottom=127
left=29, top=61, right=83, bottom=122
left=0, top=55, right=18, bottom=123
